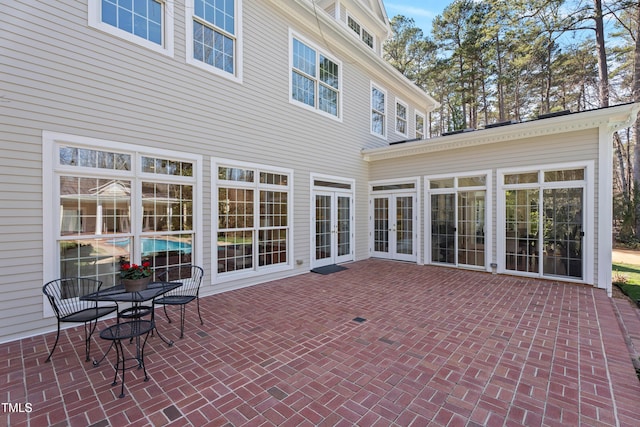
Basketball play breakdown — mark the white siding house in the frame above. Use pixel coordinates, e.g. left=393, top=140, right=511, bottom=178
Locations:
left=0, top=0, right=638, bottom=345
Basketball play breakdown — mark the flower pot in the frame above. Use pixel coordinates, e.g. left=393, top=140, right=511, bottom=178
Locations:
left=122, top=276, right=151, bottom=292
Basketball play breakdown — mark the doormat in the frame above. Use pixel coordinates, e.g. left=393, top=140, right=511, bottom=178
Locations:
left=311, top=264, right=347, bottom=275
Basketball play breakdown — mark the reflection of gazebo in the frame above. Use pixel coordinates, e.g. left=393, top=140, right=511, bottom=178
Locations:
left=60, top=179, right=131, bottom=235
left=141, top=183, right=189, bottom=232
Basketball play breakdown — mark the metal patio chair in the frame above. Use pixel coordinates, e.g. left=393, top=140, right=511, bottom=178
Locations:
left=43, top=277, right=118, bottom=362
left=155, top=265, right=204, bottom=338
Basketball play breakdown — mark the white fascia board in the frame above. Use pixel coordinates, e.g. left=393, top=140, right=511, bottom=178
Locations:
left=267, top=0, right=438, bottom=111
left=362, top=103, right=640, bottom=162
left=315, top=0, right=392, bottom=37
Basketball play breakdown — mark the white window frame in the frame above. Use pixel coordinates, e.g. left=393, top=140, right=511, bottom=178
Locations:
left=310, top=173, right=356, bottom=267
left=370, top=82, right=387, bottom=139
left=368, top=177, right=421, bottom=263
left=289, top=30, right=342, bottom=121
left=88, top=0, right=175, bottom=56
left=395, top=98, right=408, bottom=137
left=415, top=111, right=425, bottom=139
left=213, top=158, right=294, bottom=283
left=346, top=14, right=375, bottom=50
left=42, top=131, right=203, bottom=318
left=185, top=0, right=243, bottom=83
left=496, top=161, right=594, bottom=284
left=425, top=170, right=492, bottom=272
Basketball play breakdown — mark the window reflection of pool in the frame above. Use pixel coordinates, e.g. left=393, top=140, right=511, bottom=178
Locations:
left=108, top=238, right=192, bottom=254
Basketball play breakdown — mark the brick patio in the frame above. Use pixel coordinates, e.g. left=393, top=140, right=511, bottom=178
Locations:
left=2, top=260, right=640, bottom=426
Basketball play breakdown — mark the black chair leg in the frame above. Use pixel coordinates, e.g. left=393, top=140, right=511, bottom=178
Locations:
left=45, top=321, right=61, bottom=363
left=196, top=297, right=204, bottom=326
left=92, top=341, right=114, bottom=367
left=179, top=305, right=185, bottom=339
left=163, top=304, right=172, bottom=324
left=84, top=319, right=99, bottom=362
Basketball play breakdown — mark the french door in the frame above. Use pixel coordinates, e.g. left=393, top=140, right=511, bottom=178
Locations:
left=371, top=194, right=417, bottom=262
left=313, top=191, right=353, bottom=268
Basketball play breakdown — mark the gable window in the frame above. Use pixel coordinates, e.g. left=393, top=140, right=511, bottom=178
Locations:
left=43, top=133, right=201, bottom=296
left=215, top=160, right=292, bottom=279
left=187, top=0, right=242, bottom=81
left=416, top=112, right=425, bottom=139
left=290, top=33, right=341, bottom=118
left=89, top=0, right=174, bottom=55
left=396, top=99, right=408, bottom=136
left=347, top=15, right=374, bottom=49
left=371, top=83, right=386, bottom=138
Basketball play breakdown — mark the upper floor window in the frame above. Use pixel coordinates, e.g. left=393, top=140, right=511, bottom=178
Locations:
left=186, top=0, right=242, bottom=81
left=290, top=33, right=341, bottom=119
left=416, top=112, right=425, bottom=139
left=89, top=0, right=174, bottom=56
left=396, top=99, right=408, bottom=136
left=371, top=83, right=386, bottom=138
left=347, top=15, right=374, bottom=49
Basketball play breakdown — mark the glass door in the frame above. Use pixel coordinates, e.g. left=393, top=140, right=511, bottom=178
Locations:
left=315, top=193, right=332, bottom=267
left=430, top=191, right=486, bottom=267
left=313, top=191, right=352, bottom=268
left=542, top=188, right=583, bottom=278
left=372, top=194, right=417, bottom=262
left=457, top=191, right=486, bottom=267
left=395, top=195, right=415, bottom=261
left=336, top=194, right=352, bottom=264
left=431, top=193, right=456, bottom=264
left=502, top=167, right=586, bottom=280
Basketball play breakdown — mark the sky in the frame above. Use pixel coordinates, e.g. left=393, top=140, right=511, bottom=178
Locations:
left=383, top=1, right=451, bottom=34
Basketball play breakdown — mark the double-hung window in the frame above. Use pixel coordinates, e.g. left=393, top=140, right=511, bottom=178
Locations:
left=396, top=99, right=408, bottom=136
left=187, top=0, right=242, bottom=81
left=371, top=83, right=386, bottom=138
left=416, top=112, right=425, bottom=139
left=290, top=33, right=341, bottom=119
left=89, top=0, right=174, bottom=55
left=215, top=160, right=292, bottom=278
left=43, top=132, right=201, bottom=295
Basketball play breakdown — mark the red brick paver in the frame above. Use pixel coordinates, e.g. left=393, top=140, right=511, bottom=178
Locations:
left=1, top=260, right=639, bottom=426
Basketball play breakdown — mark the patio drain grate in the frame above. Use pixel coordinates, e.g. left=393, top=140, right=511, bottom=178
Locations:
left=352, top=317, right=367, bottom=323
left=163, top=405, right=182, bottom=421
left=267, top=386, right=288, bottom=400
left=196, top=331, right=209, bottom=338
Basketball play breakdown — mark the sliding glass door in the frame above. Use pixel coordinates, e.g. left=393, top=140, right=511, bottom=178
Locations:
left=428, top=175, right=487, bottom=268
left=502, top=167, right=585, bottom=280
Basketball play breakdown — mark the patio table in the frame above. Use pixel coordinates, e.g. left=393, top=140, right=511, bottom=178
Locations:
left=81, top=281, right=182, bottom=365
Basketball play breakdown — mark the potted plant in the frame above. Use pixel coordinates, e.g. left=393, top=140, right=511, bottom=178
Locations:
left=120, top=261, right=152, bottom=292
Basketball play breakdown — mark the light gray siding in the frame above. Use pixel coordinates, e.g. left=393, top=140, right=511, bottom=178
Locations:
left=0, top=0, right=433, bottom=342
left=367, top=128, right=601, bottom=281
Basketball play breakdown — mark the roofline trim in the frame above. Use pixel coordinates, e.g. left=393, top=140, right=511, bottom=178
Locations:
left=363, top=103, right=640, bottom=162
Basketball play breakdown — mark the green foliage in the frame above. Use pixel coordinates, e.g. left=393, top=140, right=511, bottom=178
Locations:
left=383, top=0, right=636, bottom=133
left=614, top=187, right=640, bottom=245
left=612, top=263, right=640, bottom=302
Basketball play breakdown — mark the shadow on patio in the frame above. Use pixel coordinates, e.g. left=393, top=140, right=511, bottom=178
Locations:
left=2, top=260, right=640, bottom=426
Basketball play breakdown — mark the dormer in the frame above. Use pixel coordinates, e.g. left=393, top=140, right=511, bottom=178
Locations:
left=316, top=0, right=392, bottom=57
